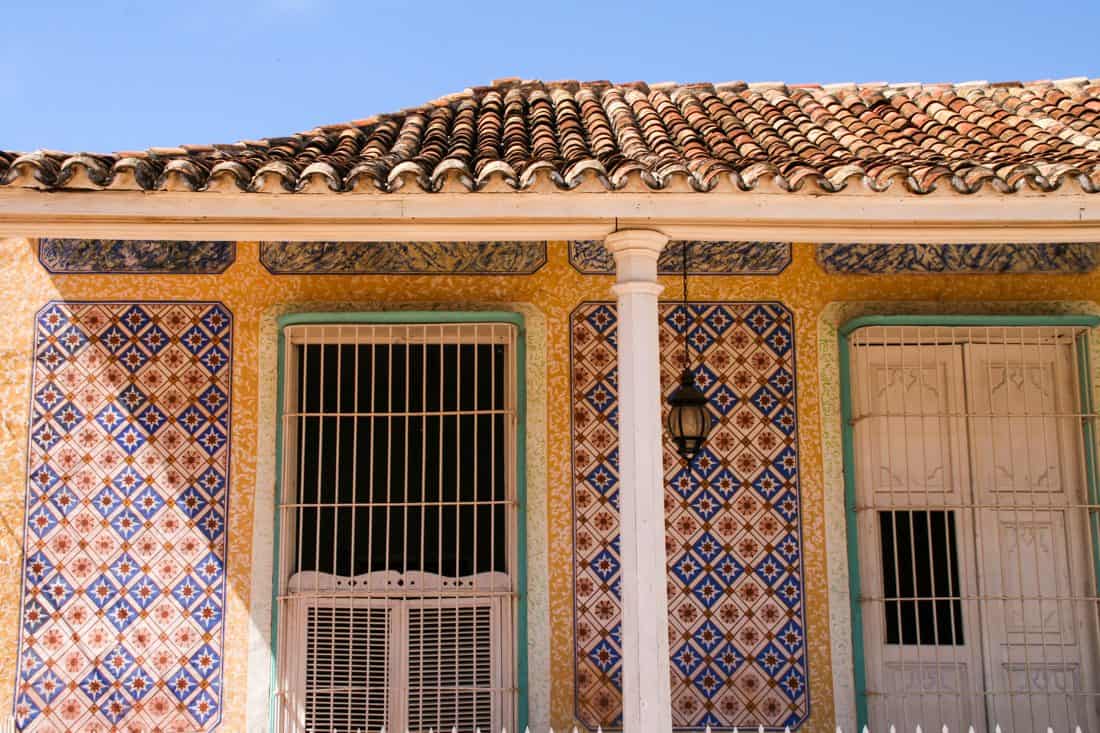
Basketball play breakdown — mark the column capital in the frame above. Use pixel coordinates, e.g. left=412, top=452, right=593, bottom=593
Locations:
left=604, top=229, right=669, bottom=285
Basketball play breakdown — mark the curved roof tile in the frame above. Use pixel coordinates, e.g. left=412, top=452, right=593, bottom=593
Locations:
left=2, top=78, right=1100, bottom=195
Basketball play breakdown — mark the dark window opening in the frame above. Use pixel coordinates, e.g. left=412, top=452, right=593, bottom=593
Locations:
left=879, top=510, right=964, bottom=645
left=295, top=342, right=508, bottom=578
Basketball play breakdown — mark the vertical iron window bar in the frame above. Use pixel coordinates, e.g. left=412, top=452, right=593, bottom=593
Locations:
left=847, top=324, right=1100, bottom=733
left=275, top=323, right=518, bottom=733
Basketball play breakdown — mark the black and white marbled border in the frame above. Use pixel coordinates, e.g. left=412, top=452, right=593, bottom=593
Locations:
left=259, top=241, right=547, bottom=274
left=569, top=240, right=791, bottom=275
left=38, top=239, right=235, bottom=274
left=817, top=243, right=1100, bottom=274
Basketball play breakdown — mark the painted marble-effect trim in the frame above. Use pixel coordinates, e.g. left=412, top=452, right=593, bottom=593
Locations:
left=817, top=299, right=1100, bottom=732
left=568, top=241, right=792, bottom=275
left=259, top=241, right=548, bottom=274
left=816, top=243, right=1100, bottom=274
left=37, top=239, right=236, bottom=274
left=247, top=301, right=551, bottom=733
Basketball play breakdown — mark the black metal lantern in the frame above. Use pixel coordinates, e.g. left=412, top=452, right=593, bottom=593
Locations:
left=666, top=242, right=715, bottom=460
left=666, top=368, right=713, bottom=459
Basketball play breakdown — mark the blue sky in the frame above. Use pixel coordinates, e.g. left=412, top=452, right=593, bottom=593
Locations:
left=2, top=0, right=1097, bottom=152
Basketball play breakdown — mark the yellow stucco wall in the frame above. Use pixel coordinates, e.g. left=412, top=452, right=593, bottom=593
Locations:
left=2, top=238, right=1099, bottom=731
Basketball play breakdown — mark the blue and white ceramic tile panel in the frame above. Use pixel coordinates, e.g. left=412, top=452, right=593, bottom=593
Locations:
left=38, top=240, right=236, bottom=274
left=571, top=302, right=808, bottom=731
left=568, top=241, right=792, bottom=275
left=816, top=243, right=1100, bottom=274
left=258, top=240, right=548, bottom=274
left=15, top=302, right=232, bottom=732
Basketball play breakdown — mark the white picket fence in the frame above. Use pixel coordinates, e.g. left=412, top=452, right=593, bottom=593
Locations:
left=1, top=721, right=1090, bottom=733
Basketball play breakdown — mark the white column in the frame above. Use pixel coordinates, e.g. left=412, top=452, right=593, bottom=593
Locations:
left=604, top=229, right=673, bottom=732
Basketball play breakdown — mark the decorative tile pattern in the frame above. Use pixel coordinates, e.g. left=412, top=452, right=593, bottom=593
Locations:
left=38, top=240, right=236, bottom=274
left=15, top=302, right=232, bottom=731
left=5, top=79, right=1100, bottom=195
left=569, top=242, right=791, bottom=275
left=816, top=243, right=1100, bottom=274
left=259, top=241, right=547, bottom=274
left=570, top=302, right=808, bottom=730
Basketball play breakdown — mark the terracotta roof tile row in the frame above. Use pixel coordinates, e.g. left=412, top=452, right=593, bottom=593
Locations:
left=3, top=78, right=1100, bottom=195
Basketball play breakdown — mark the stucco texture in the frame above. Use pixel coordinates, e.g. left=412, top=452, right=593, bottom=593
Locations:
left=2, top=239, right=1099, bottom=731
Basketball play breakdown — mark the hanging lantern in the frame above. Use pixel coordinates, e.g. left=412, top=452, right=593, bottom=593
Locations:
left=666, top=368, right=714, bottom=460
left=665, top=242, right=715, bottom=461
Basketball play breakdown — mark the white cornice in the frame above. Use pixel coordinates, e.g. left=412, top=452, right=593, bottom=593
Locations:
left=1, top=189, right=1099, bottom=242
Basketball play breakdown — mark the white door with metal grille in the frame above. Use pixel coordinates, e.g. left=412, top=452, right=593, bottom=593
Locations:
left=274, top=322, right=519, bottom=733
left=850, top=326, right=1100, bottom=733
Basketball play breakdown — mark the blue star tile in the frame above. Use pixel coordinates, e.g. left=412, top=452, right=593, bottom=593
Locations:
left=117, top=383, right=148, bottom=413
left=102, top=646, right=135, bottom=680
left=188, top=689, right=219, bottom=725
left=772, top=406, right=797, bottom=436
left=48, top=485, right=80, bottom=517
left=689, top=489, right=722, bottom=522
left=176, top=486, right=210, bottom=519
left=774, top=490, right=799, bottom=522
left=167, top=668, right=199, bottom=702
left=691, top=532, right=723, bottom=564
left=37, top=305, right=70, bottom=334
left=195, top=424, right=227, bottom=456
left=200, top=346, right=229, bottom=373
left=22, top=600, right=50, bottom=634
left=704, top=307, right=736, bottom=335
left=711, top=553, right=743, bottom=585
left=194, top=553, right=223, bottom=585
left=768, top=366, right=795, bottom=396
left=776, top=619, right=804, bottom=656
left=195, top=467, right=226, bottom=497
left=752, top=468, right=784, bottom=500
left=85, top=576, right=119, bottom=609
left=196, top=507, right=225, bottom=541
left=201, top=305, right=231, bottom=335
left=686, top=325, right=715, bottom=353
left=14, top=692, right=41, bottom=728
left=117, top=344, right=149, bottom=373
left=132, top=486, right=165, bottom=520
left=31, top=668, right=64, bottom=704
left=692, top=620, right=725, bottom=652
left=709, top=384, right=740, bottom=415
left=95, top=403, right=126, bottom=434
left=691, top=664, right=724, bottom=699
left=91, top=486, right=122, bottom=517
left=584, top=465, right=618, bottom=496
left=38, top=573, right=74, bottom=610
left=711, top=468, right=740, bottom=499
left=663, top=305, right=691, bottom=335
left=100, top=692, right=132, bottom=724
left=118, top=305, right=152, bottom=335
left=189, top=644, right=221, bottom=678
left=19, top=647, right=43, bottom=681
left=754, top=553, right=787, bottom=585
left=198, top=384, right=228, bottom=415
left=105, top=598, right=140, bottom=632
left=112, top=466, right=145, bottom=496
left=172, top=576, right=204, bottom=610
left=26, top=505, right=58, bottom=538
left=30, top=421, right=61, bottom=452
left=51, top=402, right=83, bottom=432
left=777, top=576, right=802, bottom=608
left=776, top=533, right=800, bottom=563
left=671, top=551, right=704, bottom=586
left=671, top=641, right=704, bottom=677
left=690, top=575, right=723, bottom=609
left=744, top=305, right=776, bottom=335
left=765, top=324, right=793, bottom=356
left=749, top=385, right=782, bottom=417
left=755, top=642, right=787, bottom=677
left=123, top=666, right=155, bottom=700
left=779, top=667, right=806, bottom=702
left=584, top=381, right=616, bottom=415
left=34, top=383, right=65, bottom=412
left=139, top=324, right=170, bottom=354
left=24, top=552, right=54, bottom=584
left=587, top=639, right=621, bottom=674
left=28, top=464, right=60, bottom=493
left=669, top=467, right=699, bottom=499
left=772, top=446, right=798, bottom=478
left=109, top=553, right=141, bottom=586
left=137, top=404, right=168, bottom=434
left=585, top=305, right=616, bottom=334
left=589, top=549, right=620, bottom=583
left=180, top=326, right=211, bottom=355
left=114, top=424, right=146, bottom=454
left=128, top=575, right=162, bottom=610
left=176, top=405, right=206, bottom=435
left=79, top=668, right=112, bottom=703
left=713, top=642, right=744, bottom=676
left=691, top=363, right=720, bottom=394
left=109, top=508, right=143, bottom=540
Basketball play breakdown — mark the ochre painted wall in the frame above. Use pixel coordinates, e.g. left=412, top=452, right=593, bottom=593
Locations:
left=2, top=238, right=1099, bottom=731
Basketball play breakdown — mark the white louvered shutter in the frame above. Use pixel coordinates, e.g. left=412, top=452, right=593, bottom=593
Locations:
left=302, top=604, right=390, bottom=733
left=405, top=601, right=500, bottom=733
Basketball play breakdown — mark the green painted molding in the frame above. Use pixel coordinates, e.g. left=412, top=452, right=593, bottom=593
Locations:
left=270, top=309, right=529, bottom=732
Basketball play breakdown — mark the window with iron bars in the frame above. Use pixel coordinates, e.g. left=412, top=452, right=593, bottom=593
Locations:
left=274, top=322, right=519, bottom=733
left=846, top=324, right=1100, bottom=733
